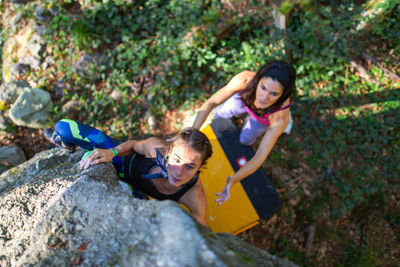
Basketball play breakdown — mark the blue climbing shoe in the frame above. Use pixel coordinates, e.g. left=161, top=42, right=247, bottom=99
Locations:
left=44, top=128, right=76, bottom=153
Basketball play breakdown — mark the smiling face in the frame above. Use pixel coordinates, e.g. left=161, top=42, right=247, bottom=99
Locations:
left=253, top=77, right=284, bottom=109
left=166, top=142, right=203, bottom=187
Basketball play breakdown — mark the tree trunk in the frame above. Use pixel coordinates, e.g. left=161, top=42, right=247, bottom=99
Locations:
left=268, top=0, right=295, bottom=63
left=355, top=0, right=387, bottom=31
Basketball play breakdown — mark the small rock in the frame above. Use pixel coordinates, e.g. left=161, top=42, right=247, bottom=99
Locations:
left=9, top=11, right=23, bottom=33
left=288, top=193, right=301, bottom=206
left=148, top=114, right=156, bottom=131
left=302, top=183, right=312, bottom=196
left=49, top=7, right=59, bottom=17
left=62, top=100, right=81, bottom=119
left=10, top=63, right=30, bottom=79
left=35, top=5, right=49, bottom=22
left=19, top=56, right=41, bottom=69
left=34, top=23, right=47, bottom=35
left=267, top=214, right=278, bottom=225
left=54, top=80, right=65, bottom=99
left=45, top=56, right=55, bottom=65
left=73, top=54, right=93, bottom=72
left=27, top=33, right=44, bottom=57
left=305, top=224, right=315, bottom=257
left=0, top=80, right=30, bottom=104
left=73, top=53, right=108, bottom=73
left=8, top=87, right=52, bottom=128
left=110, top=89, right=123, bottom=101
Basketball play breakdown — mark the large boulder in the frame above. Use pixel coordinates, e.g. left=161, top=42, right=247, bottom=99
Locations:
left=0, top=148, right=297, bottom=267
left=8, top=87, right=52, bottom=128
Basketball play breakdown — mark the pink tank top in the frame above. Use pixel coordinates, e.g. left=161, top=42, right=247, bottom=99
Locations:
left=244, top=99, right=291, bottom=125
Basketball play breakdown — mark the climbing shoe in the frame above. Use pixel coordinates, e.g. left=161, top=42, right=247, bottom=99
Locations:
left=43, top=128, right=76, bottom=153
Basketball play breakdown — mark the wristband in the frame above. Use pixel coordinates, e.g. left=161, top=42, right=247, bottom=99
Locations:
left=110, top=148, right=118, bottom=157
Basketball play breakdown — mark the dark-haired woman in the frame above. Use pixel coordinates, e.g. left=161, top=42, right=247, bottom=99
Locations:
left=45, top=119, right=213, bottom=226
left=192, top=61, right=296, bottom=205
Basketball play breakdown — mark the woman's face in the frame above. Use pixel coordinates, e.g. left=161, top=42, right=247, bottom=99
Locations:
left=166, top=142, right=203, bottom=187
left=254, top=77, right=284, bottom=109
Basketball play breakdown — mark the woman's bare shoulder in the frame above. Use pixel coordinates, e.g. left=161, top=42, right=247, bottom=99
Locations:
left=268, top=106, right=290, bottom=126
left=234, top=70, right=256, bottom=83
left=227, top=71, right=256, bottom=91
left=141, top=137, right=167, bottom=157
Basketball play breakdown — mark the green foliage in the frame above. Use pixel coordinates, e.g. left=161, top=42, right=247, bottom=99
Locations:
left=280, top=0, right=293, bottom=15
left=369, top=2, right=400, bottom=53
left=341, top=240, right=384, bottom=267
left=279, top=1, right=399, bottom=219
left=270, top=237, right=305, bottom=265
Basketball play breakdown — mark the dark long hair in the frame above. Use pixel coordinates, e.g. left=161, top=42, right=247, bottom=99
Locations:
left=167, top=127, right=213, bottom=166
left=240, top=61, right=296, bottom=116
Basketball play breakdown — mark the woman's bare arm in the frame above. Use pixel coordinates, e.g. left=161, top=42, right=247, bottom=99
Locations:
left=80, top=137, right=166, bottom=169
left=179, top=181, right=208, bottom=227
left=231, top=109, right=289, bottom=183
left=114, top=137, right=166, bottom=158
left=192, top=71, right=254, bottom=129
left=215, top=109, right=290, bottom=204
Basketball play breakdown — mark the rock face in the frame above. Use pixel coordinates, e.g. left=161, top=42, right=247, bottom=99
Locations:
left=0, top=148, right=297, bottom=267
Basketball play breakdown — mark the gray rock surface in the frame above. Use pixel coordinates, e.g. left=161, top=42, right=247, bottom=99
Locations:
left=0, top=80, right=30, bottom=104
left=34, top=23, right=47, bottom=36
left=0, top=111, right=13, bottom=130
left=26, top=32, right=44, bottom=58
left=0, top=148, right=297, bottom=267
left=8, top=10, right=22, bottom=33
left=2, top=19, right=44, bottom=83
left=35, top=5, right=50, bottom=22
left=62, top=100, right=81, bottom=119
left=9, top=63, right=29, bottom=79
left=73, top=53, right=108, bottom=73
left=8, top=87, right=52, bottom=128
left=18, top=55, right=41, bottom=70
left=0, top=145, right=26, bottom=174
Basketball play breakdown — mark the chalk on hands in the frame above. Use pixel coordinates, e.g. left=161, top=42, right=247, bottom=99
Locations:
left=79, top=158, right=91, bottom=170
left=215, top=192, right=227, bottom=205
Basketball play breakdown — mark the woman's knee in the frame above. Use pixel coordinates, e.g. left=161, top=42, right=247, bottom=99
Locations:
left=54, top=119, right=74, bottom=139
left=239, top=126, right=267, bottom=146
left=54, top=119, right=83, bottom=146
left=239, top=131, right=256, bottom=146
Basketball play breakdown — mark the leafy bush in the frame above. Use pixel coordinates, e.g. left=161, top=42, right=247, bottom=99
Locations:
left=369, top=1, right=400, bottom=54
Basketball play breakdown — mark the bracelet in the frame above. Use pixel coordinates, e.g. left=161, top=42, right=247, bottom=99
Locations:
left=110, top=148, right=118, bottom=157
